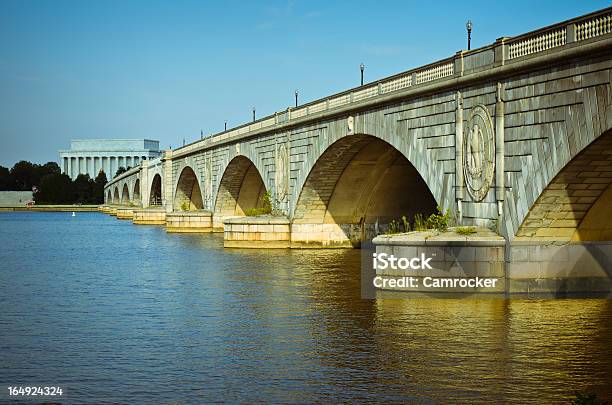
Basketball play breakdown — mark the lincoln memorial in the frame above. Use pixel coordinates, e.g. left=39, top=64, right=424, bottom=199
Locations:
left=59, top=139, right=161, bottom=180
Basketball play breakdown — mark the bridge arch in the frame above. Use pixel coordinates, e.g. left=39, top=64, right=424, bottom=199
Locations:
left=106, top=189, right=112, bottom=204
left=516, top=129, right=612, bottom=241
left=174, top=166, right=204, bottom=211
left=150, top=174, right=162, bottom=206
left=133, top=179, right=141, bottom=206
left=121, top=183, right=130, bottom=205
left=292, top=134, right=437, bottom=246
left=113, top=186, right=120, bottom=204
left=214, top=155, right=268, bottom=218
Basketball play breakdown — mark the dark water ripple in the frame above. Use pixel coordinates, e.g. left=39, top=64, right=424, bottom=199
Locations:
left=0, top=212, right=611, bottom=404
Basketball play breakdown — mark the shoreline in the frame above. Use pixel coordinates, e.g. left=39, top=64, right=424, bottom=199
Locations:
left=0, top=205, right=100, bottom=212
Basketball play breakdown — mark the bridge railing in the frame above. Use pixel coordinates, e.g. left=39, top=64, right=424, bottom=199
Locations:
left=507, top=7, right=611, bottom=60
left=171, top=7, right=611, bottom=159
left=104, top=165, right=141, bottom=190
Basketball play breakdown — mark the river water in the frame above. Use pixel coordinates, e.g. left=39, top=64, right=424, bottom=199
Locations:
left=0, top=212, right=611, bottom=403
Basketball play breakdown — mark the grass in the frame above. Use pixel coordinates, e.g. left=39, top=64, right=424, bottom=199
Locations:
left=455, top=226, right=477, bottom=235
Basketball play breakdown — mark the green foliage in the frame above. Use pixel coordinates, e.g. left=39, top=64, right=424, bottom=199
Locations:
left=412, top=207, right=451, bottom=232
left=180, top=201, right=190, bottom=211
left=5, top=160, right=60, bottom=191
left=10, top=160, right=35, bottom=190
left=385, top=219, right=400, bottom=234
left=245, top=191, right=273, bottom=216
left=245, top=207, right=269, bottom=216
left=384, top=216, right=411, bottom=235
left=425, top=206, right=451, bottom=232
left=488, top=219, right=498, bottom=233
left=571, top=392, right=608, bottom=405
left=401, top=215, right=410, bottom=233
left=414, top=213, right=427, bottom=231
left=261, top=191, right=272, bottom=214
left=455, top=226, right=477, bottom=235
left=34, top=169, right=106, bottom=205
left=92, top=170, right=108, bottom=204
left=0, top=166, right=12, bottom=191
left=33, top=173, right=73, bottom=204
left=115, top=166, right=129, bottom=178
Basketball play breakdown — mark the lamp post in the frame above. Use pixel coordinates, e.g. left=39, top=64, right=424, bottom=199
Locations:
left=294, top=89, right=298, bottom=107
left=224, top=120, right=227, bottom=131
left=466, top=20, right=473, bottom=50
left=360, top=63, right=365, bottom=86
left=252, top=106, right=256, bottom=122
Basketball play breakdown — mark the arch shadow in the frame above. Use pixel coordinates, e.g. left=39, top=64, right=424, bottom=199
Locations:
left=292, top=134, right=438, bottom=247
left=121, top=184, right=130, bottom=205
left=150, top=174, right=162, bottom=206
left=214, top=155, right=268, bottom=218
left=174, top=166, right=204, bottom=211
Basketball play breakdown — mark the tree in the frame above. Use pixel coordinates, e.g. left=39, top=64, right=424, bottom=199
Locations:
left=33, top=173, right=73, bottom=204
left=0, top=166, right=13, bottom=191
left=115, top=166, right=127, bottom=177
left=10, top=161, right=35, bottom=190
left=32, top=162, right=60, bottom=187
left=93, top=170, right=108, bottom=204
left=72, top=173, right=95, bottom=203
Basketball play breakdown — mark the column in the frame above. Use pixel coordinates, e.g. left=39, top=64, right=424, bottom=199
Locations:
left=67, top=157, right=72, bottom=179
left=126, top=156, right=132, bottom=168
left=104, top=156, right=110, bottom=178
left=110, top=156, right=115, bottom=177
left=94, top=157, right=99, bottom=177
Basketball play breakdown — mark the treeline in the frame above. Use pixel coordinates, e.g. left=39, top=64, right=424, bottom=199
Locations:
left=0, top=160, right=109, bottom=204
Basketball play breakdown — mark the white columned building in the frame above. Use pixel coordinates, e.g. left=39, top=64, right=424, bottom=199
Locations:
left=58, top=139, right=161, bottom=180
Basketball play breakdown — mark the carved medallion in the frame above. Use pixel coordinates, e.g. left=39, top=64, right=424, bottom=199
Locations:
left=275, top=143, right=289, bottom=201
left=463, top=105, right=495, bottom=202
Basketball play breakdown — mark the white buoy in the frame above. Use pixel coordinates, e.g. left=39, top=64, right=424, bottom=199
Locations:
left=72, top=212, right=76, bottom=217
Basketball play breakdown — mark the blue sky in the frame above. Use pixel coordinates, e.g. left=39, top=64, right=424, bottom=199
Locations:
left=0, top=0, right=609, bottom=167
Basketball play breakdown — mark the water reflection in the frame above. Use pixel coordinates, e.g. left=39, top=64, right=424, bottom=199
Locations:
left=0, top=213, right=610, bottom=403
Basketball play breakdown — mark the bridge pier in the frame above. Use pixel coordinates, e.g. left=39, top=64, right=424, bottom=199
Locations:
left=166, top=211, right=214, bottom=233
left=290, top=223, right=362, bottom=248
left=116, top=207, right=135, bottom=220
left=224, top=216, right=290, bottom=248
left=372, top=231, right=612, bottom=296
left=99, top=205, right=112, bottom=214
left=506, top=240, right=612, bottom=295
left=373, top=230, right=507, bottom=293
left=133, top=207, right=166, bottom=225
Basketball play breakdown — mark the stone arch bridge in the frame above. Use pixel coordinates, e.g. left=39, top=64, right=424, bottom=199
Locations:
left=104, top=9, right=612, bottom=256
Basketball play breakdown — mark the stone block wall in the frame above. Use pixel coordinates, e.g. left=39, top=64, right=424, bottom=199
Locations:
left=224, top=216, right=290, bottom=248
left=133, top=208, right=166, bottom=225
left=165, top=211, right=213, bottom=233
